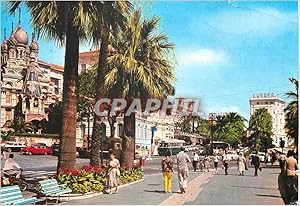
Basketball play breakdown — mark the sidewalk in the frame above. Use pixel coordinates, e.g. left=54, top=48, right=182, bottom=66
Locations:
left=66, top=166, right=284, bottom=205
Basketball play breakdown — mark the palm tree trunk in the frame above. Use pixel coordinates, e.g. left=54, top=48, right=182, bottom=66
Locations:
left=120, top=103, right=135, bottom=168
left=90, top=25, right=110, bottom=166
left=58, top=11, right=79, bottom=170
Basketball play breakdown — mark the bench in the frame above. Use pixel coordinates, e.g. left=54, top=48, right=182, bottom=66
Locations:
left=38, top=179, right=72, bottom=203
left=0, top=185, right=37, bottom=205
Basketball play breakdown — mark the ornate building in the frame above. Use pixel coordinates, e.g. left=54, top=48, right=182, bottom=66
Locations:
left=1, top=21, right=64, bottom=128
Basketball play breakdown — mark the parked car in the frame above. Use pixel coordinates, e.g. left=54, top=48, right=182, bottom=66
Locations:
left=21, top=143, right=52, bottom=155
left=51, top=144, right=79, bottom=157
left=3, top=141, right=26, bottom=152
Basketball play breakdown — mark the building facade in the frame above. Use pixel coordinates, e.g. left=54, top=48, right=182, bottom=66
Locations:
left=1, top=22, right=64, bottom=128
left=249, top=93, right=287, bottom=147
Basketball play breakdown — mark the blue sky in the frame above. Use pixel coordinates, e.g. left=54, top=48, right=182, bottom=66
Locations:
left=1, top=1, right=298, bottom=120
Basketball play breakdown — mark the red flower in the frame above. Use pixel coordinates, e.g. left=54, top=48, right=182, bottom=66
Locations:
left=71, top=169, right=81, bottom=176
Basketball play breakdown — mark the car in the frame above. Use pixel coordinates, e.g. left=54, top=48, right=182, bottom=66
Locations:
left=51, top=144, right=79, bottom=157
left=3, top=141, right=26, bottom=152
left=226, top=151, right=239, bottom=160
left=21, top=143, right=52, bottom=155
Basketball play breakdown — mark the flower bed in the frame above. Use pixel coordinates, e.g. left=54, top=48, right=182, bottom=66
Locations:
left=56, top=165, right=144, bottom=194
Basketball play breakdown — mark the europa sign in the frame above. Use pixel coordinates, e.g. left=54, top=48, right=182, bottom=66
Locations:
left=94, top=98, right=202, bottom=117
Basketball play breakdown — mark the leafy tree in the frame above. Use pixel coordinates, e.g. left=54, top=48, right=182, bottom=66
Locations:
left=9, top=1, right=104, bottom=169
left=9, top=116, right=36, bottom=135
left=90, top=1, right=132, bottom=166
left=248, top=108, right=273, bottom=152
left=284, top=78, right=298, bottom=148
left=105, top=10, right=176, bottom=167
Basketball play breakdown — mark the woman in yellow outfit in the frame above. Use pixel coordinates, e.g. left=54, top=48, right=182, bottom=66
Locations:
left=161, top=151, right=174, bottom=193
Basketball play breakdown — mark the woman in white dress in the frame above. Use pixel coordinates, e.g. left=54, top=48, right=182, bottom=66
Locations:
left=108, top=153, right=120, bottom=195
left=237, top=153, right=246, bottom=176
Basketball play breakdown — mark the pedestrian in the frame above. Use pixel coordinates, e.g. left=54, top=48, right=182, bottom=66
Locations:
left=285, top=150, right=298, bottom=202
left=204, top=155, right=210, bottom=172
left=237, top=153, right=246, bottom=176
left=199, top=159, right=204, bottom=172
left=192, top=152, right=199, bottom=172
left=161, top=151, right=173, bottom=193
left=213, top=154, right=219, bottom=172
left=107, top=153, right=120, bottom=195
left=251, top=151, right=260, bottom=176
left=271, top=152, right=276, bottom=166
left=222, top=151, right=230, bottom=175
left=176, top=147, right=191, bottom=194
left=279, top=153, right=286, bottom=172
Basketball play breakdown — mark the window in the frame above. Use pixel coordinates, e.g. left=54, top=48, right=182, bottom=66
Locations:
left=270, top=102, right=274, bottom=104
left=256, top=102, right=260, bottom=105
left=81, top=64, right=87, bottom=71
left=34, top=98, right=39, bottom=107
left=55, top=88, right=59, bottom=95
left=265, top=102, right=268, bottom=104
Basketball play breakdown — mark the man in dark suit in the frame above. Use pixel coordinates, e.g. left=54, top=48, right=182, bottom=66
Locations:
left=251, top=151, right=260, bottom=176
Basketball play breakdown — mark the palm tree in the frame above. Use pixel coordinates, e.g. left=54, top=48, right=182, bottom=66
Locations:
left=90, top=1, right=132, bottom=166
left=9, top=1, right=98, bottom=169
left=285, top=78, right=298, bottom=148
left=248, top=108, right=273, bottom=152
left=105, top=10, right=176, bottom=167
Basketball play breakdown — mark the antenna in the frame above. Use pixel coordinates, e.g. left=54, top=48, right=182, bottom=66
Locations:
left=18, top=6, right=21, bottom=24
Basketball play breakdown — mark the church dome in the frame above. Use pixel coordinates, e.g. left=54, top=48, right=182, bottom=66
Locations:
left=13, top=24, right=28, bottom=45
left=1, top=40, right=8, bottom=51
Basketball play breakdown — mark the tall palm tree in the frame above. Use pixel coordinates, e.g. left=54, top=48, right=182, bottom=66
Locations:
left=248, top=108, right=273, bottom=152
left=284, top=78, right=298, bottom=148
left=9, top=1, right=98, bottom=169
left=105, top=10, right=176, bottom=167
left=90, top=1, right=132, bottom=166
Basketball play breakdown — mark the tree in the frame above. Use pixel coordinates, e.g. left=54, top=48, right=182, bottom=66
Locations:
left=90, top=1, right=132, bottom=166
left=248, top=108, right=273, bottom=152
left=285, top=78, right=298, bottom=148
left=10, top=1, right=99, bottom=169
left=9, top=116, right=36, bottom=135
left=105, top=10, right=176, bottom=167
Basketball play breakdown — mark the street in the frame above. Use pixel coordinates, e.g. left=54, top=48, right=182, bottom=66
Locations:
left=1, top=152, right=284, bottom=205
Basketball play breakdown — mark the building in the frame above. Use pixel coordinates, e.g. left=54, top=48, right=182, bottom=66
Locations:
left=249, top=93, right=287, bottom=147
left=1, top=21, right=64, bottom=128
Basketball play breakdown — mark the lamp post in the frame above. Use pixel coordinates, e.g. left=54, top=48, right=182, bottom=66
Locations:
left=150, top=126, right=157, bottom=158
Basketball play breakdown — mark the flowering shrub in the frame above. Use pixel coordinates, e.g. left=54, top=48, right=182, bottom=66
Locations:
left=57, top=164, right=143, bottom=194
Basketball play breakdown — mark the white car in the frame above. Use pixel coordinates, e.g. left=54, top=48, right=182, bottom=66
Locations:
left=3, top=141, right=26, bottom=152
left=226, top=151, right=239, bottom=160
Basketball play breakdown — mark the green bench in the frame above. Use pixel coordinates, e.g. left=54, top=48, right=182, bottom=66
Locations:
left=38, top=179, right=72, bottom=203
left=0, top=185, right=37, bottom=205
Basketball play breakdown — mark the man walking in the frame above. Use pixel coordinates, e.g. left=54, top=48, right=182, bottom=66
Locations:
left=176, top=147, right=191, bottom=194
left=192, top=152, right=199, bottom=172
left=251, top=152, right=260, bottom=176
left=222, top=151, right=229, bottom=175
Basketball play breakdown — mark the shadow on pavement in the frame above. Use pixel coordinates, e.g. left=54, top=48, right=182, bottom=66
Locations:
left=214, top=173, right=254, bottom=177
left=231, top=185, right=277, bottom=191
left=144, top=190, right=181, bottom=194
left=147, top=184, right=161, bottom=186
left=254, top=194, right=282, bottom=198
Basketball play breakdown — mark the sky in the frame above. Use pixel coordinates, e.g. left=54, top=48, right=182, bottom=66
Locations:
left=1, top=1, right=298, bottom=120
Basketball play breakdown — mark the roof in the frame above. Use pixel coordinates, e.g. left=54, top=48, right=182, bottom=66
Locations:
left=79, top=50, right=100, bottom=58
left=50, top=64, right=64, bottom=71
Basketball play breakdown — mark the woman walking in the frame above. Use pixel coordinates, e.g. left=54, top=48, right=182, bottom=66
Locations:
left=108, top=153, right=120, bottom=195
left=237, top=153, right=246, bottom=176
left=162, top=151, right=174, bottom=193
left=213, top=154, right=219, bottom=172
left=204, top=155, right=210, bottom=172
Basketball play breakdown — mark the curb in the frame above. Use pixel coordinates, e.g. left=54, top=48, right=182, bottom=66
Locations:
left=58, top=178, right=144, bottom=201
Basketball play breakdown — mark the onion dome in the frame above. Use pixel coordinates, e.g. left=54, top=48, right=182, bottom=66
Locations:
left=1, top=40, right=8, bottom=51
left=30, top=33, right=39, bottom=51
left=13, top=24, right=28, bottom=45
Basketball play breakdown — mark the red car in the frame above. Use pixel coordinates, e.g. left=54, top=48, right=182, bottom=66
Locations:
left=21, top=143, right=52, bottom=155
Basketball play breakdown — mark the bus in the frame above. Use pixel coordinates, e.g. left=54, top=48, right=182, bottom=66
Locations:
left=157, top=139, right=185, bottom=156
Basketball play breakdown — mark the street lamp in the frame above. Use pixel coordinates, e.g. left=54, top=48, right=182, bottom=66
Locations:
left=150, top=126, right=157, bottom=158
